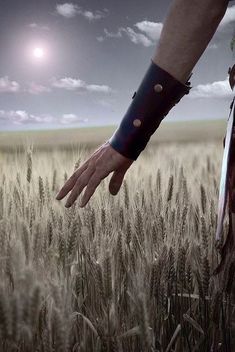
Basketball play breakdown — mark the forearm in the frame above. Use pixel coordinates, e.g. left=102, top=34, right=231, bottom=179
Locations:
left=153, top=0, right=229, bottom=84
left=108, top=0, right=230, bottom=160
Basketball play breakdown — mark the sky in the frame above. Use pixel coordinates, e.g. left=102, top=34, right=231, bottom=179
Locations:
left=0, top=0, right=235, bottom=131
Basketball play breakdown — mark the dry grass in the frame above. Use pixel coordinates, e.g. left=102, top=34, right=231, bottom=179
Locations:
left=0, top=119, right=226, bottom=151
left=0, top=139, right=234, bottom=352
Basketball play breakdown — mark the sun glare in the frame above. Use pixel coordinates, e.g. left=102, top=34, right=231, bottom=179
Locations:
left=33, top=47, right=44, bottom=59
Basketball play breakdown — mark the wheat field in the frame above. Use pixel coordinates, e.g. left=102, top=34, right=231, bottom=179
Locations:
left=0, top=140, right=234, bottom=352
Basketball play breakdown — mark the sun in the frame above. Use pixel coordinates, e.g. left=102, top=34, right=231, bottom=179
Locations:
left=33, top=47, right=44, bottom=59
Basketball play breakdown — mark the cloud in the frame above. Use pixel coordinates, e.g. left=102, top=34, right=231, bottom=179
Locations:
left=206, top=5, right=235, bottom=49
left=219, top=5, right=235, bottom=29
left=0, top=110, right=53, bottom=125
left=104, top=28, right=123, bottom=38
left=207, top=43, right=218, bottom=50
left=0, top=76, right=20, bottom=93
left=96, top=36, right=105, bottom=42
left=98, top=5, right=234, bottom=48
left=96, top=27, right=123, bottom=44
left=189, top=76, right=234, bottom=99
left=56, top=3, right=78, bottom=18
left=0, top=78, right=52, bottom=95
left=0, top=110, right=88, bottom=125
left=86, top=84, right=112, bottom=93
left=121, top=27, right=154, bottom=47
left=56, top=3, right=108, bottom=21
left=0, top=76, right=112, bottom=95
left=60, top=114, right=88, bottom=124
left=100, top=26, right=154, bottom=47
left=51, top=77, right=86, bottom=90
left=81, top=9, right=108, bottom=21
left=51, top=77, right=113, bottom=93
left=135, top=21, right=163, bottom=41
left=98, top=20, right=163, bottom=47
left=28, top=23, right=50, bottom=31
left=27, top=82, right=51, bottom=95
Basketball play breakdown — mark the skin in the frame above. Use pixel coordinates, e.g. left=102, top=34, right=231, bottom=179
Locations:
left=56, top=0, right=230, bottom=208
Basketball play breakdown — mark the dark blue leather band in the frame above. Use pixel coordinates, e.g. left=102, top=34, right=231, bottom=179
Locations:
left=108, top=59, right=192, bottom=160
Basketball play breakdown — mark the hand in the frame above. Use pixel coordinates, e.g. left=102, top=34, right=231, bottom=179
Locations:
left=55, top=141, right=134, bottom=208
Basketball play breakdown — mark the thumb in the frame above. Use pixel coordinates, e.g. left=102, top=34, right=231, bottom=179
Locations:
left=109, top=169, right=126, bottom=195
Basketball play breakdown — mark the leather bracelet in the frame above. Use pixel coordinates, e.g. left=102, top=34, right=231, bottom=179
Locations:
left=108, top=59, right=192, bottom=160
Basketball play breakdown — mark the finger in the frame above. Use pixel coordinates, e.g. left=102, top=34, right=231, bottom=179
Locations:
left=79, top=174, right=102, bottom=207
left=65, top=165, right=95, bottom=207
left=56, top=144, right=106, bottom=201
left=109, top=169, right=126, bottom=195
left=56, top=162, right=88, bottom=200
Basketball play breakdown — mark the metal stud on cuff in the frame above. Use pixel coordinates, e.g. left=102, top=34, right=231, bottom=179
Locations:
left=108, top=59, right=192, bottom=160
left=133, top=119, right=141, bottom=127
left=154, top=83, right=163, bottom=93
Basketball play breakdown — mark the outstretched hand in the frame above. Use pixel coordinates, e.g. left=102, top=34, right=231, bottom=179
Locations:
left=55, top=141, right=134, bottom=208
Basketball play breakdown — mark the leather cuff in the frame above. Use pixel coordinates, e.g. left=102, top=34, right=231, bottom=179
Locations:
left=108, top=59, right=192, bottom=160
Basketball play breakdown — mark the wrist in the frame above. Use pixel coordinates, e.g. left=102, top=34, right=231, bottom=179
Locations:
left=108, top=59, right=192, bottom=161
left=152, top=57, right=192, bottom=85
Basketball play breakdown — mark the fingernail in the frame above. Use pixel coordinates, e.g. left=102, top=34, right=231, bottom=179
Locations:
left=65, top=201, right=71, bottom=207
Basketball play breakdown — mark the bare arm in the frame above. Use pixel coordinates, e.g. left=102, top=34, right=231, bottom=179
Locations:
left=56, top=0, right=231, bottom=208
left=153, top=0, right=230, bottom=84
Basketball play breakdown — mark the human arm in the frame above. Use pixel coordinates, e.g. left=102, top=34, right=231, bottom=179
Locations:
left=56, top=0, right=230, bottom=208
left=153, top=0, right=230, bottom=84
